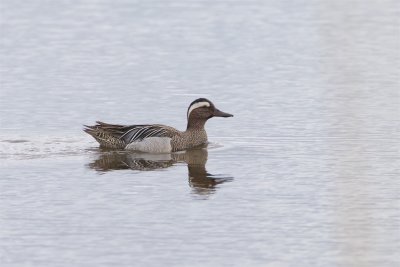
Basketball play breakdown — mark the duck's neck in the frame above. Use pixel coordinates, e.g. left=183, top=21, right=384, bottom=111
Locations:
left=186, top=118, right=207, bottom=131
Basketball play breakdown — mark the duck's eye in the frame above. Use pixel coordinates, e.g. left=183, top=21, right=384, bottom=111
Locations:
left=188, top=102, right=211, bottom=117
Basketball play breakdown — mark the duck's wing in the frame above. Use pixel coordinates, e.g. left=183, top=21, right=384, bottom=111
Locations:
left=85, top=121, right=179, bottom=145
left=119, top=124, right=179, bottom=144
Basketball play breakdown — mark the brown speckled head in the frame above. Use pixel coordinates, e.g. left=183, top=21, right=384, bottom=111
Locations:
left=186, top=98, right=233, bottom=129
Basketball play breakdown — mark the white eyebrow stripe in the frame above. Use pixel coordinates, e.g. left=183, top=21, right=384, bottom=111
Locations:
left=187, top=101, right=210, bottom=117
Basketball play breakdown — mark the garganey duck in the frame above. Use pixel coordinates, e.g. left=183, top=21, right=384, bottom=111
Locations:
left=84, top=98, right=233, bottom=153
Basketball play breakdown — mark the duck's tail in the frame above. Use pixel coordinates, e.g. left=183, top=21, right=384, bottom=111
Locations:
left=84, top=121, right=126, bottom=149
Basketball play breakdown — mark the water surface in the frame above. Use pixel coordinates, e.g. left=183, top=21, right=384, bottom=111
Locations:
left=1, top=0, right=399, bottom=267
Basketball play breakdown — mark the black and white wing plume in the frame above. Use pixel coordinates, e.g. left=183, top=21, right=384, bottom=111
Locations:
left=119, top=125, right=171, bottom=144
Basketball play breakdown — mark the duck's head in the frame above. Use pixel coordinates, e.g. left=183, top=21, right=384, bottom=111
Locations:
left=187, top=98, right=233, bottom=128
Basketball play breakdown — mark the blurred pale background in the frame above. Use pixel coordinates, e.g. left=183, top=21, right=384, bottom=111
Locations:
left=0, top=1, right=399, bottom=267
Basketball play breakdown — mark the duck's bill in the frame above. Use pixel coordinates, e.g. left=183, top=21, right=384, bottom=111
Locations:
left=213, top=109, right=233, bottom=117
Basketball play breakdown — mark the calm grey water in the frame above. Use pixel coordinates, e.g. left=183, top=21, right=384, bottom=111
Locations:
left=1, top=0, right=399, bottom=266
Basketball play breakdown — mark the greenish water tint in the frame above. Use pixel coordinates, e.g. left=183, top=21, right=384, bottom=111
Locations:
left=1, top=0, right=399, bottom=267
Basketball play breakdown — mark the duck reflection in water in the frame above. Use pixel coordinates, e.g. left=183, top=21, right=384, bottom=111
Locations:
left=88, top=148, right=233, bottom=196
